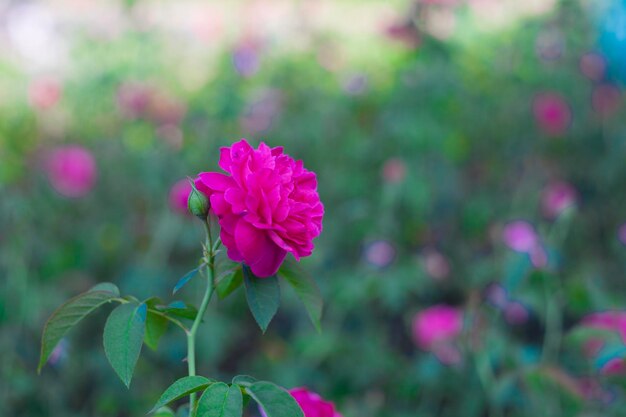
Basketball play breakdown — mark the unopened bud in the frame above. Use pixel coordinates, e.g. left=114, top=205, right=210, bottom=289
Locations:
left=187, top=181, right=209, bottom=219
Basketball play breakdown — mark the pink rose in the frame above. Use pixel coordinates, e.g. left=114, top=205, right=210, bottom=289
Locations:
left=195, top=139, right=324, bottom=277
left=533, top=92, right=571, bottom=137
left=168, top=179, right=192, bottom=215
left=289, top=388, right=342, bottom=417
left=45, top=146, right=97, bottom=198
left=412, top=305, right=463, bottom=350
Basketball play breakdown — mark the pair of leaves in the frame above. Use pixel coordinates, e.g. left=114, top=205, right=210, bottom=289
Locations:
left=38, top=282, right=148, bottom=387
left=243, top=258, right=323, bottom=333
left=151, top=375, right=303, bottom=417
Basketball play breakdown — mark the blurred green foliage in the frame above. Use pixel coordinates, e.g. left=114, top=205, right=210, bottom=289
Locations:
left=3, top=0, right=626, bottom=416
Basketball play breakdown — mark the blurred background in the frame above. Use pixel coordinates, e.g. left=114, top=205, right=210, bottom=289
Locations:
left=3, top=0, right=626, bottom=416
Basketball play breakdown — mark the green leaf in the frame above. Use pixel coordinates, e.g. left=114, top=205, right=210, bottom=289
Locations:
left=38, top=283, right=120, bottom=372
left=153, top=406, right=176, bottom=417
left=243, top=266, right=280, bottom=333
left=246, top=381, right=304, bottom=417
left=232, top=375, right=257, bottom=387
left=173, top=266, right=203, bottom=294
left=196, top=382, right=243, bottom=417
left=216, top=267, right=243, bottom=300
left=103, top=302, right=147, bottom=387
left=278, top=259, right=323, bottom=332
left=160, top=301, right=198, bottom=320
left=150, top=376, right=214, bottom=413
left=144, top=310, right=169, bottom=351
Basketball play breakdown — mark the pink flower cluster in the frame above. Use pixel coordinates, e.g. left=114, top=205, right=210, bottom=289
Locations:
left=196, top=139, right=324, bottom=277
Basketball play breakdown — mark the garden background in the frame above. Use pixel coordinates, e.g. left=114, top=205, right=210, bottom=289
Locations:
left=3, top=0, right=626, bottom=416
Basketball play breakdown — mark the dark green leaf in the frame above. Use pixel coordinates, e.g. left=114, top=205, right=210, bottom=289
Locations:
left=150, top=376, right=214, bottom=413
left=243, top=266, right=280, bottom=333
left=38, top=283, right=120, bottom=372
left=278, top=259, right=323, bottom=332
left=216, top=267, right=243, bottom=300
left=246, top=381, right=304, bottom=417
left=103, top=302, right=147, bottom=387
left=173, top=266, right=203, bottom=294
left=196, top=382, right=243, bottom=417
left=160, top=301, right=198, bottom=320
left=144, top=310, right=169, bottom=351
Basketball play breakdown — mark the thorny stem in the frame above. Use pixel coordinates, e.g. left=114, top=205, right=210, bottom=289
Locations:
left=187, top=216, right=216, bottom=413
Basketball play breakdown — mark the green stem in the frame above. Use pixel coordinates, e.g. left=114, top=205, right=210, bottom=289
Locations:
left=187, top=217, right=216, bottom=414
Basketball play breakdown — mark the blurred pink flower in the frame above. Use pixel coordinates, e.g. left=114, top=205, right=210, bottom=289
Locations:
left=592, top=84, right=621, bottom=117
left=45, top=145, right=97, bottom=198
left=147, top=92, right=186, bottom=126
left=601, top=358, right=626, bottom=375
left=535, top=28, right=564, bottom=61
left=240, top=89, right=282, bottom=135
left=579, top=53, right=606, bottom=82
left=169, top=179, right=192, bottom=215
left=542, top=181, right=577, bottom=219
left=421, top=249, right=450, bottom=280
left=382, top=158, right=407, bottom=183
left=364, top=240, right=396, bottom=268
left=195, top=139, right=324, bottom=277
left=485, top=283, right=508, bottom=309
left=582, top=311, right=626, bottom=341
left=116, top=82, right=152, bottom=119
left=384, top=22, right=421, bottom=48
left=618, top=223, right=626, bottom=246
left=504, top=302, right=529, bottom=325
left=29, top=76, right=61, bottom=110
left=502, top=221, right=538, bottom=253
left=412, top=305, right=463, bottom=351
left=233, top=40, right=261, bottom=77
left=289, top=388, right=342, bottom=417
left=533, top=93, right=571, bottom=137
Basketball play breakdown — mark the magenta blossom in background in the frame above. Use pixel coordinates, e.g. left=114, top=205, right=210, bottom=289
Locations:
left=168, top=179, right=192, bottom=215
left=582, top=311, right=626, bottom=341
left=542, top=181, right=577, bottom=219
left=195, top=139, right=324, bottom=277
left=412, top=305, right=463, bottom=349
left=533, top=92, right=571, bottom=137
left=45, top=146, right=97, bottom=198
left=502, top=221, right=538, bottom=253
